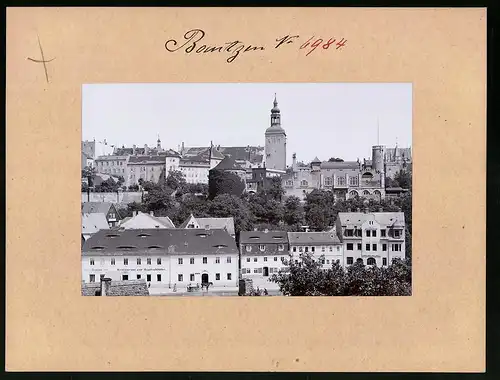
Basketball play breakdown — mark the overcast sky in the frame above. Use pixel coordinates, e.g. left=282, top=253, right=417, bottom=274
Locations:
left=82, top=83, right=412, bottom=162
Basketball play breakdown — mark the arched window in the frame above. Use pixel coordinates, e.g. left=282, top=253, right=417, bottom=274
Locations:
left=324, top=177, right=333, bottom=186
left=362, top=172, right=373, bottom=179
left=349, top=190, right=359, bottom=198
left=363, top=190, right=370, bottom=196
left=356, top=258, right=364, bottom=264
left=367, top=257, right=376, bottom=265
left=374, top=190, right=381, bottom=200
left=337, top=176, right=346, bottom=186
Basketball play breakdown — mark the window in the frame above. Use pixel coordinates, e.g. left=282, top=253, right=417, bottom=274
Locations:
left=157, top=274, right=161, bottom=281
left=147, top=258, right=151, bottom=265
left=322, top=246, right=326, bottom=252
left=298, top=246, right=303, bottom=252
left=137, top=274, right=142, bottom=279
left=311, top=247, right=315, bottom=252
left=373, top=244, right=377, bottom=251
left=337, top=176, right=346, bottom=186
left=305, top=247, right=309, bottom=253
left=259, top=245, right=265, bottom=251
left=349, top=176, right=359, bottom=186
left=373, top=230, right=377, bottom=237
left=90, top=259, right=95, bottom=266
left=366, top=230, right=371, bottom=237
left=345, top=229, right=353, bottom=237
left=227, top=257, right=231, bottom=263
left=213, top=273, right=219, bottom=281
left=254, top=257, right=258, bottom=262
left=203, top=257, right=207, bottom=264
left=89, top=274, right=95, bottom=283
left=246, top=245, right=252, bottom=252
left=147, top=274, right=151, bottom=282
left=326, top=260, right=330, bottom=264
left=367, top=258, right=376, bottom=265
left=124, top=258, right=128, bottom=265
left=190, top=257, right=195, bottom=264
left=227, top=273, right=232, bottom=280
left=122, top=274, right=128, bottom=280
left=356, top=229, right=362, bottom=237
left=383, top=244, right=387, bottom=251
left=321, top=259, right=325, bottom=264
left=190, top=274, right=195, bottom=281
left=347, top=243, right=353, bottom=251
left=357, top=243, right=362, bottom=250
left=324, top=177, right=333, bottom=186
left=137, top=258, right=141, bottom=265
left=293, top=247, right=297, bottom=252
left=382, top=258, right=387, bottom=266
left=178, top=274, right=183, bottom=282
left=278, top=244, right=284, bottom=251
left=157, top=258, right=161, bottom=265
left=264, top=257, right=267, bottom=262
left=246, top=257, right=250, bottom=262
left=177, top=257, right=183, bottom=265
left=366, top=244, right=371, bottom=251
left=329, top=247, right=333, bottom=252
left=381, top=229, right=386, bottom=237
left=392, top=244, right=402, bottom=252
left=274, top=257, right=278, bottom=261
left=111, top=258, right=115, bottom=265
left=394, top=230, right=401, bottom=238
left=347, top=257, right=353, bottom=265
left=254, top=269, right=259, bottom=273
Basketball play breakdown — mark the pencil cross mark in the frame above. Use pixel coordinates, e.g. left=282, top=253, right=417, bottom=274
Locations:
left=27, top=35, right=55, bottom=83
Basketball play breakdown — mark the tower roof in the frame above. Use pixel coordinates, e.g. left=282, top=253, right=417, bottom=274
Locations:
left=212, top=155, right=245, bottom=171
left=271, top=93, right=280, bottom=113
left=311, top=156, right=321, bottom=164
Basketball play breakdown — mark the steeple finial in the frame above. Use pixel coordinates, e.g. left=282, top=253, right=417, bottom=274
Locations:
left=274, top=93, right=278, bottom=106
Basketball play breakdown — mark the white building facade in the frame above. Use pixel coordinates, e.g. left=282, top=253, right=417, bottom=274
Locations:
left=288, top=232, right=344, bottom=268
left=82, top=228, right=239, bottom=290
left=335, top=211, right=406, bottom=267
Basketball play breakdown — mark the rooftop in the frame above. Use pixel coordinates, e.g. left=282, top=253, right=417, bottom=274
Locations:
left=338, top=212, right=405, bottom=227
left=82, top=228, right=238, bottom=256
left=240, top=230, right=288, bottom=244
left=82, top=213, right=109, bottom=234
left=81, top=202, right=114, bottom=215
left=287, top=232, right=341, bottom=245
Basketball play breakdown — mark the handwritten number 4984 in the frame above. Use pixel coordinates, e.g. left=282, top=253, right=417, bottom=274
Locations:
left=300, top=37, right=347, bottom=56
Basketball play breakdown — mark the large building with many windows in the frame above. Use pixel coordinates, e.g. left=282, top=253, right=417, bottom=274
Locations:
left=82, top=228, right=239, bottom=290
left=335, top=211, right=406, bottom=267
left=288, top=232, right=344, bottom=268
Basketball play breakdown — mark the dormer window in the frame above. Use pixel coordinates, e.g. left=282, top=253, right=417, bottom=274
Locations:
left=246, top=245, right=252, bottom=252
left=259, top=245, right=265, bottom=251
left=278, top=244, right=284, bottom=251
left=137, top=233, right=151, bottom=238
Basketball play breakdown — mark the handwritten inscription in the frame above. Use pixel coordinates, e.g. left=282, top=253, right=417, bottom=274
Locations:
left=165, top=29, right=347, bottom=63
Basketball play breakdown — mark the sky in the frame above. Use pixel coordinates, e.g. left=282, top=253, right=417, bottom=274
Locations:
left=82, top=83, right=412, bottom=163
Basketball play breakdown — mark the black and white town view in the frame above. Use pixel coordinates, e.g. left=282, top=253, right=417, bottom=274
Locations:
left=81, top=83, right=412, bottom=297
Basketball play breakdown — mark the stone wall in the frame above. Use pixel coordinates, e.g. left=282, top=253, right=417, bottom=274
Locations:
left=81, top=191, right=142, bottom=206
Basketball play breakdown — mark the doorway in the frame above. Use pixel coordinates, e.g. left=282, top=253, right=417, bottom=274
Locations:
left=201, top=273, right=209, bottom=284
left=263, top=267, right=269, bottom=277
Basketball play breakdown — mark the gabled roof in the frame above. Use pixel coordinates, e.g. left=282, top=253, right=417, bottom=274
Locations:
left=240, top=230, right=288, bottom=244
left=82, top=228, right=238, bottom=256
left=212, top=155, right=245, bottom=171
left=82, top=280, right=149, bottom=296
left=311, top=156, right=321, bottom=164
left=119, top=212, right=175, bottom=229
left=195, top=217, right=235, bottom=236
left=337, top=212, right=405, bottom=228
left=128, top=155, right=166, bottom=164
left=179, top=214, right=196, bottom=229
left=81, top=202, right=114, bottom=215
left=287, top=232, right=341, bottom=245
left=82, top=213, right=109, bottom=234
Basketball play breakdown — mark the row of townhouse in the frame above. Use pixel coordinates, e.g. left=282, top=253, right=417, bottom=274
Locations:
left=81, top=211, right=406, bottom=290
left=239, top=211, right=407, bottom=281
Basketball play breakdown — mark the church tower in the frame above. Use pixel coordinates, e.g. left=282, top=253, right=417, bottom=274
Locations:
left=265, top=94, right=287, bottom=171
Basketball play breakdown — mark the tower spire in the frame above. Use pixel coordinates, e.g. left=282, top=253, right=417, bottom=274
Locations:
left=274, top=93, right=278, bottom=107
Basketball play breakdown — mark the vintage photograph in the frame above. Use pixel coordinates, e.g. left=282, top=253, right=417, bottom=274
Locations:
left=81, top=83, right=412, bottom=297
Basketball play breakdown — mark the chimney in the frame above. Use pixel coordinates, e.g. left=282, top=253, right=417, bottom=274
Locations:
left=144, top=144, right=149, bottom=155
left=378, top=207, right=383, bottom=212
left=264, top=229, right=269, bottom=233
left=132, top=144, right=136, bottom=155
left=364, top=207, right=369, bottom=214
left=347, top=208, right=351, bottom=212
left=100, top=277, right=112, bottom=296
left=149, top=211, right=154, bottom=216
left=292, top=153, right=297, bottom=170
left=181, top=142, right=185, bottom=152
left=356, top=208, right=361, bottom=212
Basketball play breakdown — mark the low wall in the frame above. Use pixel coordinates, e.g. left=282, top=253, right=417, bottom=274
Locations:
left=81, top=191, right=142, bottom=205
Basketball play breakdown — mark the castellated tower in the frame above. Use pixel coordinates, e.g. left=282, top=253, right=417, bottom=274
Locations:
left=372, top=145, right=385, bottom=188
left=264, top=94, right=287, bottom=171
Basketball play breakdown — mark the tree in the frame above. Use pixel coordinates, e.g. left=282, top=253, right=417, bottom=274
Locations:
left=117, top=176, right=125, bottom=187
left=173, top=194, right=211, bottom=226
left=304, top=190, right=336, bottom=231
left=208, top=170, right=245, bottom=200
left=166, top=170, right=186, bottom=191
left=247, top=190, right=283, bottom=226
left=128, top=184, right=139, bottom=191
left=82, top=166, right=96, bottom=202
left=267, top=177, right=285, bottom=202
left=328, top=157, right=344, bottom=162
left=207, top=194, right=253, bottom=234
left=95, top=177, right=119, bottom=193
left=143, top=186, right=174, bottom=216
left=394, top=169, right=412, bottom=189
left=283, top=195, right=304, bottom=228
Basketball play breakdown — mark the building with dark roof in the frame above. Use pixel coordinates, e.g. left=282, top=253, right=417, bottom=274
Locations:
left=179, top=214, right=236, bottom=238
left=82, top=228, right=239, bottom=291
left=239, top=230, right=290, bottom=278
